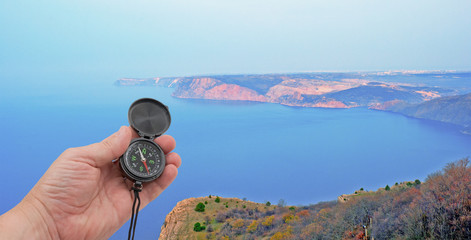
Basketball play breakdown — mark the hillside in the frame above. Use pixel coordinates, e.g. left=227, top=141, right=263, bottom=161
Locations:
left=160, top=159, right=471, bottom=240
left=116, top=71, right=467, bottom=109
left=386, top=93, right=471, bottom=131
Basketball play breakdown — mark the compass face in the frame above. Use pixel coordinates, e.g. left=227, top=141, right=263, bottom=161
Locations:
left=121, top=139, right=165, bottom=182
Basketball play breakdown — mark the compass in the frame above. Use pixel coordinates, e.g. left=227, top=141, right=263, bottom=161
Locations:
left=118, top=98, right=171, bottom=240
left=119, top=98, right=171, bottom=183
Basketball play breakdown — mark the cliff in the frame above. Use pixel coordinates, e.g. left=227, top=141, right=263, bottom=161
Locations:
left=159, top=196, right=269, bottom=240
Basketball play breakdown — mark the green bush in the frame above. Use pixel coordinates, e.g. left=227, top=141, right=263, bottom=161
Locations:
left=215, top=196, right=221, bottom=203
left=385, top=185, right=390, bottom=191
left=205, top=201, right=208, bottom=204
left=266, top=201, right=271, bottom=206
left=195, top=202, right=205, bottom=212
left=414, top=179, right=421, bottom=185
left=193, top=222, right=206, bottom=232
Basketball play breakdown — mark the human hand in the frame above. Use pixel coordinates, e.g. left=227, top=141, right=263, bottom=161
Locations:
left=0, top=126, right=181, bottom=240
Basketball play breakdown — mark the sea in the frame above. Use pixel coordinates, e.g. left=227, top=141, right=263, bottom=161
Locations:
left=1, top=75, right=470, bottom=239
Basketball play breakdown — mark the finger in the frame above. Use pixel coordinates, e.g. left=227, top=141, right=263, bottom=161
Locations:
left=130, top=128, right=175, bottom=154
left=78, top=126, right=133, bottom=167
left=154, top=135, right=176, bottom=154
left=165, top=152, right=182, bottom=168
left=140, top=164, right=178, bottom=207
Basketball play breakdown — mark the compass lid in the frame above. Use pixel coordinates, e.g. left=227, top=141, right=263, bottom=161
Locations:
left=128, top=98, right=171, bottom=139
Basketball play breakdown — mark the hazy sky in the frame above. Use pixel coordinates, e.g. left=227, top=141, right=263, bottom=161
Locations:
left=1, top=0, right=470, bottom=78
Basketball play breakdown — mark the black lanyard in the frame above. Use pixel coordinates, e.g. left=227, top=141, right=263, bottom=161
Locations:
left=128, top=182, right=142, bottom=240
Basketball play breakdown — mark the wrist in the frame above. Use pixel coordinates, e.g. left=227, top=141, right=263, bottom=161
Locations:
left=0, top=195, right=59, bottom=239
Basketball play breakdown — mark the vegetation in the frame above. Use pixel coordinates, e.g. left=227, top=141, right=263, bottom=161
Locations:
left=164, top=158, right=471, bottom=240
left=193, top=222, right=205, bottom=232
left=194, top=202, right=205, bottom=212
left=215, top=196, right=221, bottom=203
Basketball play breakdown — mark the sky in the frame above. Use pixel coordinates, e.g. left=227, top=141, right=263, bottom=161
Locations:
left=0, top=0, right=470, bottom=80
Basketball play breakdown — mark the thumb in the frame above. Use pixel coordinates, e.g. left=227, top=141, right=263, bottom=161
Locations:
left=79, top=126, right=133, bottom=167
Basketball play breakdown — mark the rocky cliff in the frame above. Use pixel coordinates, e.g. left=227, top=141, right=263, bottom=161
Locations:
left=159, top=196, right=266, bottom=240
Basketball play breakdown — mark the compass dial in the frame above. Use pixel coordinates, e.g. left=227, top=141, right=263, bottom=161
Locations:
left=120, top=139, right=165, bottom=182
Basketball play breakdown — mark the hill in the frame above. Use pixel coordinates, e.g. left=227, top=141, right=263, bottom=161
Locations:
left=386, top=93, right=471, bottom=132
left=160, top=159, right=471, bottom=240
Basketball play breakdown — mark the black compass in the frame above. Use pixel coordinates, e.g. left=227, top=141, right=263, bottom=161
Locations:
left=119, top=98, right=171, bottom=183
left=118, top=98, right=171, bottom=240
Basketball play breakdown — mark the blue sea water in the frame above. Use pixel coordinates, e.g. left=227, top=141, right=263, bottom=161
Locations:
left=1, top=76, right=470, bottom=239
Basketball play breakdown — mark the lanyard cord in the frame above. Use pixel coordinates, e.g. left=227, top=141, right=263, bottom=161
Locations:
left=128, top=182, right=142, bottom=240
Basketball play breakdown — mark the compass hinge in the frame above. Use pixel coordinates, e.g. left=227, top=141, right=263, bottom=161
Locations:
left=138, top=133, right=154, bottom=140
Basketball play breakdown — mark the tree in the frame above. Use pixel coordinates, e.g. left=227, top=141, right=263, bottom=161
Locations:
left=278, top=199, right=286, bottom=207
left=266, top=201, right=271, bottom=206
left=414, top=179, right=421, bottom=185
left=195, top=202, right=206, bottom=212
left=385, top=185, right=390, bottom=191
left=215, top=196, right=221, bottom=203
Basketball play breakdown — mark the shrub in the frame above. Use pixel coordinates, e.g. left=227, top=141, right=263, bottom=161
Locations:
left=215, top=196, right=221, bottom=203
left=385, top=185, right=390, bottom=191
left=195, top=202, right=205, bottom=212
left=243, top=205, right=246, bottom=208
left=231, top=219, right=245, bottom=229
left=205, top=201, right=208, bottom=204
left=360, top=187, right=364, bottom=191
left=266, top=201, right=271, bottom=206
left=414, top=179, right=421, bottom=185
left=194, top=222, right=206, bottom=232
left=209, top=195, right=212, bottom=198
left=247, top=220, right=258, bottom=233
left=262, top=216, right=274, bottom=227
left=296, top=209, right=310, bottom=218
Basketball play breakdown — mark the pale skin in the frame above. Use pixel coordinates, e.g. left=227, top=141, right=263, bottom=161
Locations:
left=0, top=126, right=182, bottom=239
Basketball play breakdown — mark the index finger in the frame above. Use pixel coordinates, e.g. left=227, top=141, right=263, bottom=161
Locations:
left=130, top=129, right=176, bottom=154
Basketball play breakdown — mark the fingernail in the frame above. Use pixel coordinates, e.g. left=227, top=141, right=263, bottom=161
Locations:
left=116, top=126, right=125, bottom=137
